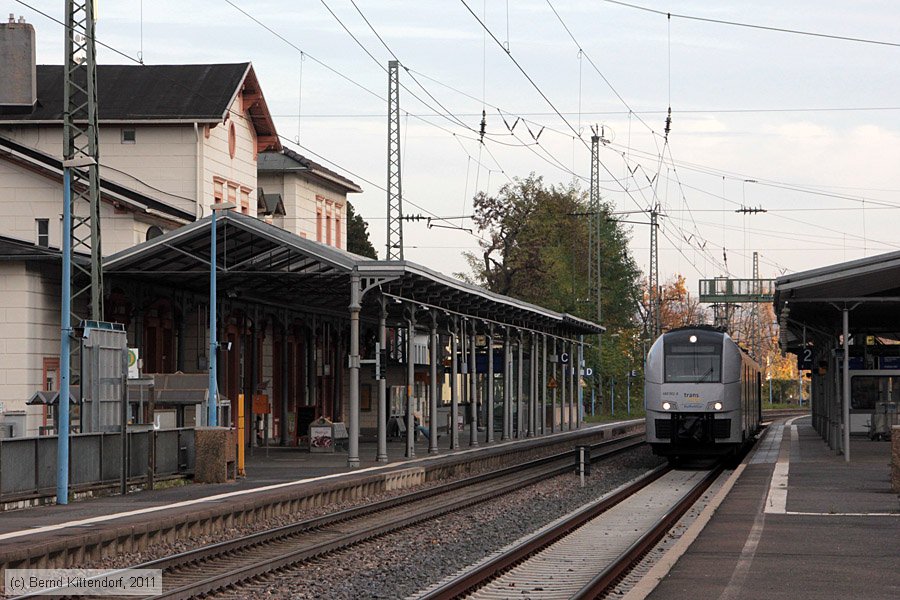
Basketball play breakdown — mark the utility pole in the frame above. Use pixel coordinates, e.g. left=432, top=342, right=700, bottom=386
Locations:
left=386, top=60, right=404, bottom=260
left=59, top=0, right=102, bottom=505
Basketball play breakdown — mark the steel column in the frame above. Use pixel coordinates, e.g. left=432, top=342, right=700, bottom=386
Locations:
left=517, top=334, right=524, bottom=438
left=376, top=299, right=388, bottom=463
left=57, top=168, right=73, bottom=505
left=280, top=321, right=289, bottom=446
left=406, top=310, right=416, bottom=458
left=551, top=337, right=557, bottom=433
left=429, top=315, right=439, bottom=454
left=541, top=333, right=547, bottom=435
left=469, top=321, right=478, bottom=447
left=348, top=273, right=361, bottom=467
left=502, top=331, right=510, bottom=441
left=208, top=207, right=218, bottom=427
left=487, top=326, right=495, bottom=444
left=842, top=308, right=850, bottom=463
left=450, top=317, right=459, bottom=449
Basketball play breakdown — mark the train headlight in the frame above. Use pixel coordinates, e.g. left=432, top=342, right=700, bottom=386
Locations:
left=707, top=401, right=723, bottom=410
left=662, top=401, right=674, bottom=410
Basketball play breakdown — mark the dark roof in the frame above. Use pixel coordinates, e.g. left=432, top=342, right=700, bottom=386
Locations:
left=0, top=134, right=195, bottom=222
left=0, top=64, right=251, bottom=122
left=258, top=147, right=362, bottom=193
left=774, top=250, right=900, bottom=349
left=256, top=190, right=285, bottom=216
left=104, top=210, right=604, bottom=336
left=0, top=233, right=89, bottom=264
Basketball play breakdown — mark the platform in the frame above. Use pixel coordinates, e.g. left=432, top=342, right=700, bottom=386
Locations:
left=640, top=415, right=900, bottom=600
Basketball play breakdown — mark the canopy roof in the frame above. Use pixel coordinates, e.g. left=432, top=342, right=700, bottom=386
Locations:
left=774, top=249, right=900, bottom=349
left=104, top=210, right=603, bottom=336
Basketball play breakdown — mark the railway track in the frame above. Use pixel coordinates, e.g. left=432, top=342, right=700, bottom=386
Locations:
left=22, top=432, right=644, bottom=600
left=416, top=463, right=723, bottom=600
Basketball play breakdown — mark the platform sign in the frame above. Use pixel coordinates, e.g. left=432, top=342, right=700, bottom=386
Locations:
left=880, top=356, right=900, bottom=370
left=560, top=352, right=570, bottom=364
left=309, top=420, right=334, bottom=453
left=797, top=347, right=814, bottom=371
left=252, top=394, right=270, bottom=414
left=547, top=377, right=558, bottom=389
left=127, top=348, right=140, bottom=379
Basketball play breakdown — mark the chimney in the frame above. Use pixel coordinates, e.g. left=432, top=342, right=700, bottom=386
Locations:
left=0, top=15, right=37, bottom=112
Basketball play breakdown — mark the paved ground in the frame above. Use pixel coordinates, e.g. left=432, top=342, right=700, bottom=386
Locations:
left=646, top=416, right=900, bottom=600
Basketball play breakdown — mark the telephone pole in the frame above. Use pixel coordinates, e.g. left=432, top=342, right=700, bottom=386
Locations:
left=386, top=60, right=403, bottom=260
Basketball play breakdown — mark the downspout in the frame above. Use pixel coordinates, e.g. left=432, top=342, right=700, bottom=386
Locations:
left=194, top=123, right=204, bottom=219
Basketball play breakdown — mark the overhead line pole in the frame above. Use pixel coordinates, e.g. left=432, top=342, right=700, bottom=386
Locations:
left=59, top=0, right=102, bottom=505
left=386, top=60, right=404, bottom=260
left=589, top=128, right=603, bottom=409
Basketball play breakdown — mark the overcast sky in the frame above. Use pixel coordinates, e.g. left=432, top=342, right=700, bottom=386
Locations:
left=12, top=0, right=900, bottom=299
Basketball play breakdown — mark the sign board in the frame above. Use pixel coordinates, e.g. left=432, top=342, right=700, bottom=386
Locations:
left=881, top=356, right=900, bottom=370
left=797, top=347, right=814, bottom=371
left=252, top=394, right=270, bottom=414
left=309, top=422, right=334, bottom=452
left=127, top=348, right=140, bottom=379
left=582, top=367, right=593, bottom=377
left=560, top=352, right=570, bottom=364
left=547, top=377, right=558, bottom=389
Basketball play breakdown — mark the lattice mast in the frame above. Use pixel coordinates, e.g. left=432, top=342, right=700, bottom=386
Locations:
left=64, top=0, right=103, bottom=320
left=752, top=251, right=760, bottom=359
left=588, top=128, right=601, bottom=324
left=649, top=207, right=660, bottom=338
left=386, top=60, right=404, bottom=260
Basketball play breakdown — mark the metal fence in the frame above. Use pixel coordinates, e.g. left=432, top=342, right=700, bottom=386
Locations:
left=0, top=428, right=195, bottom=501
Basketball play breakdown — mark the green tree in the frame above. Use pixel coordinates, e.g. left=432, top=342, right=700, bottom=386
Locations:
left=463, top=174, right=644, bottom=412
left=346, top=202, right=377, bottom=259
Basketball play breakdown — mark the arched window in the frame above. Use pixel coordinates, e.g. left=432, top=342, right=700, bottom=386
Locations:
left=146, top=226, right=164, bottom=241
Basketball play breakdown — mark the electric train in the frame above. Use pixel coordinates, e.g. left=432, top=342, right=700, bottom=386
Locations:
left=645, top=326, right=761, bottom=462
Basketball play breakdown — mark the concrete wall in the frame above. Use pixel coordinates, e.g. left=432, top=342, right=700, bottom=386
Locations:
left=257, top=170, right=348, bottom=248
left=0, top=261, right=60, bottom=434
left=0, top=158, right=170, bottom=253
left=1, top=124, right=199, bottom=217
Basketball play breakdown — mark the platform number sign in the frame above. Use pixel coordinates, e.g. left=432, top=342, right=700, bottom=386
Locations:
left=559, top=352, right=570, bottom=364
left=797, top=347, right=814, bottom=371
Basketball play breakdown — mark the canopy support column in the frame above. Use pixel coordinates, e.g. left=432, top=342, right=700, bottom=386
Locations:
left=842, top=307, right=850, bottom=463
left=469, top=320, right=479, bottom=447
left=450, top=316, right=459, bottom=449
left=517, top=333, right=524, bottom=438
left=429, top=313, right=439, bottom=454
left=347, top=271, right=361, bottom=468
left=376, top=297, right=388, bottom=463
left=406, top=309, right=416, bottom=458
left=541, top=333, right=547, bottom=435
left=502, top=330, right=510, bottom=441
left=487, top=326, right=495, bottom=444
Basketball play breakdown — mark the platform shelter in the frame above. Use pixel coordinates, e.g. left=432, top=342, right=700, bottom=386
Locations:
left=103, top=210, right=602, bottom=467
left=775, top=250, right=900, bottom=461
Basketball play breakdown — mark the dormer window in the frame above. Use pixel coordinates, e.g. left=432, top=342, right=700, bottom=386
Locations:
left=121, top=128, right=136, bottom=144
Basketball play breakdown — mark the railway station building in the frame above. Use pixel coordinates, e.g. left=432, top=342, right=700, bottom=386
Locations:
left=0, top=17, right=601, bottom=469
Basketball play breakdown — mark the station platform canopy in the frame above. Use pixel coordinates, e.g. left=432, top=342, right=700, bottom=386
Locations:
left=103, top=210, right=603, bottom=336
left=774, top=249, right=900, bottom=353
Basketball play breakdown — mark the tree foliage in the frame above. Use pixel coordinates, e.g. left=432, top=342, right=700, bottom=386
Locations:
left=346, top=202, right=377, bottom=259
left=463, top=174, right=644, bottom=402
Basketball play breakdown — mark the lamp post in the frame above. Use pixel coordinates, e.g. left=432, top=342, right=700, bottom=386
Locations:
left=208, top=201, right=235, bottom=427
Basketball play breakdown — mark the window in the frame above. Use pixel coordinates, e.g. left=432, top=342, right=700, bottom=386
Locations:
left=316, top=207, right=323, bottom=241
left=335, top=210, right=342, bottom=249
left=121, top=128, right=136, bottom=144
left=228, top=122, right=237, bottom=158
left=227, top=184, right=237, bottom=207
left=663, top=330, right=723, bottom=383
left=326, top=211, right=332, bottom=246
left=146, top=226, right=164, bottom=241
left=36, top=218, right=49, bottom=247
left=240, top=187, right=250, bottom=215
left=213, top=178, right=224, bottom=203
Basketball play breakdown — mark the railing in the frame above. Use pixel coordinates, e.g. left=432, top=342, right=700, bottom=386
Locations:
left=0, top=428, right=195, bottom=502
left=698, top=278, right=776, bottom=303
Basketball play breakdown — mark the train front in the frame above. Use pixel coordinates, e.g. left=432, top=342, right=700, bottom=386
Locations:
left=645, top=328, right=734, bottom=458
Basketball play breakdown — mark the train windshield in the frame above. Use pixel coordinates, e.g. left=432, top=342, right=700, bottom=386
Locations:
left=663, top=330, right=723, bottom=383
